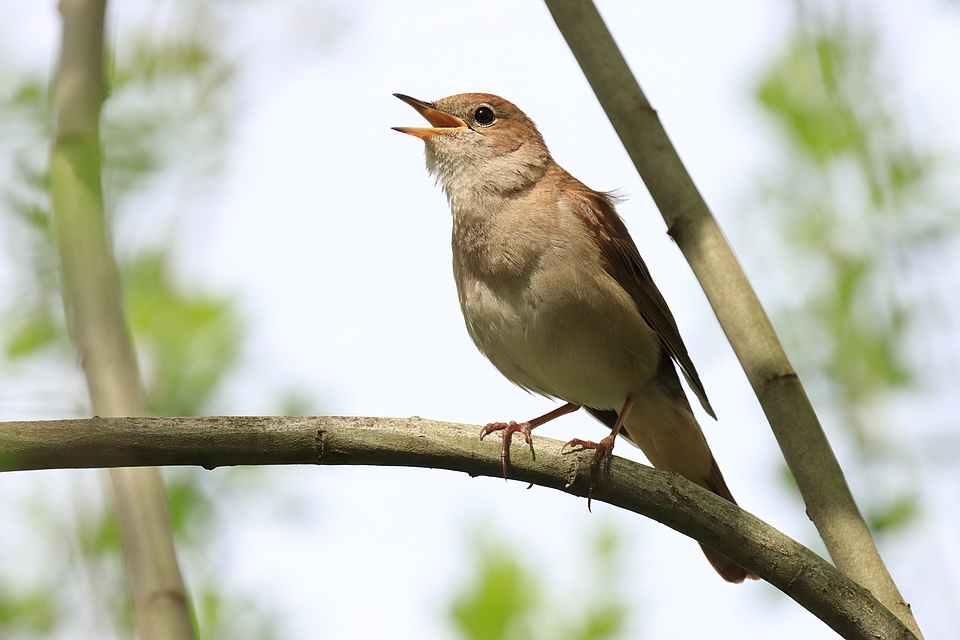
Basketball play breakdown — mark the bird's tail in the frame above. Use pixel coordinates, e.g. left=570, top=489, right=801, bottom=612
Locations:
left=587, top=397, right=757, bottom=583
left=697, top=456, right=757, bottom=583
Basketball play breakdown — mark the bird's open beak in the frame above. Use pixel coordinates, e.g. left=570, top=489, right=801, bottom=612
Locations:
left=392, top=93, right=467, bottom=139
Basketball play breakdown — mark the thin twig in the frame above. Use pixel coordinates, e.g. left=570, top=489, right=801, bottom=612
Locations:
left=540, top=0, right=921, bottom=637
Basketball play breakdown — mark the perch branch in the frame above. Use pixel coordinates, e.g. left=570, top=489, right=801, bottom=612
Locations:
left=0, top=415, right=918, bottom=640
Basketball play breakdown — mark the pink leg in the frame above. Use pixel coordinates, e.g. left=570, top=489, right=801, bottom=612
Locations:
left=480, top=402, right=581, bottom=479
left=562, top=395, right=635, bottom=510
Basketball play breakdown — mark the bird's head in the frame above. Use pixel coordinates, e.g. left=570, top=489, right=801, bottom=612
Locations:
left=393, top=93, right=552, bottom=200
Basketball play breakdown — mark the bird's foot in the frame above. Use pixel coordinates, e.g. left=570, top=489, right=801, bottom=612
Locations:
left=479, top=421, right=535, bottom=479
left=561, top=434, right=617, bottom=511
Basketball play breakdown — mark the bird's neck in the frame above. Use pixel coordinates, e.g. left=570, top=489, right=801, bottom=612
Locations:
left=447, top=162, right=567, bottom=285
left=426, top=145, right=553, bottom=213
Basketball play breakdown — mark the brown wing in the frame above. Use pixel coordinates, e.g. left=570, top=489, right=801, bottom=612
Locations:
left=568, top=182, right=716, bottom=419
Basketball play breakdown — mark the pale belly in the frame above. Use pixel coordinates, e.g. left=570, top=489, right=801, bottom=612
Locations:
left=457, top=263, right=661, bottom=410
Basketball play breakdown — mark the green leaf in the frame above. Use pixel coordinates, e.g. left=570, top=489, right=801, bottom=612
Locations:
left=568, top=604, right=627, bottom=640
left=166, top=474, right=215, bottom=540
left=450, top=527, right=631, bottom=640
left=757, top=35, right=865, bottom=162
left=450, top=543, right=539, bottom=640
left=5, top=311, right=58, bottom=357
left=868, top=495, right=919, bottom=533
left=0, top=590, right=57, bottom=633
left=78, top=508, right=123, bottom=558
left=122, top=251, right=243, bottom=416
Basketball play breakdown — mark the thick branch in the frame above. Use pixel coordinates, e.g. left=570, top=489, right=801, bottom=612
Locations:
left=540, top=1, right=920, bottom=637
left=50, top=2, right=194, bottom=638
left=1, top=416, right=916, bottom=640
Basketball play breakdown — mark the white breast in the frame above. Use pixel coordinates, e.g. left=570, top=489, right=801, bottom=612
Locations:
left=452, top=199, right=661, bottom=410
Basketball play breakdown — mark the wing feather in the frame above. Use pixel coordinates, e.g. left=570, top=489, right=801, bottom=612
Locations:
left=567, top=184, right=716, bottom=419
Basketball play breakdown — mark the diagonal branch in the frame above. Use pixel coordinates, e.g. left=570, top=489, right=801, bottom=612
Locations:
left=50, top=1, right=194, bottom=638
left=540, top=0, right=921, bottom=637
left=1, top=415, right=917, bottom=640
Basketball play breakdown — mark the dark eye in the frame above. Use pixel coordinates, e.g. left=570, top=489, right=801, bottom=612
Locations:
left=474, top=106, right=495, bottom=125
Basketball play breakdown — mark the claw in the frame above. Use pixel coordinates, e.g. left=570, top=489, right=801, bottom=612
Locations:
left=561, top=438, right=594, bottom=454
left=561, top=434, right=617, bottom=511
left=479, top=421, right=536, bottom=479
left=478, top=421, right=506, bottom=442
left=478, top=403, right=581, bottom=481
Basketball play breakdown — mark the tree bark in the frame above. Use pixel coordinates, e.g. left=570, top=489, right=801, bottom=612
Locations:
left=0, top=415, right=919, bottom=640
left=540, top=0, right=921, bottom=637
left=50, top=2, right=195, bottom=638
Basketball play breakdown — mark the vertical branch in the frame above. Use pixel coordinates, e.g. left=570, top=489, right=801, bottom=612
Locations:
left=50, top=1, right=196, bottom=638
left=541, top=0, right=922, bottom=637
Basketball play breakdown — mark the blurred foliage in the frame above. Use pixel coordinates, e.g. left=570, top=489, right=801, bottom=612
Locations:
left=0, top=2, right=328, bottom=638
left=123, top=252, right=242, bottom=417
left=449, top=525, right=632, bottom=640
left=752, top=2, right=960, bottom=533
left=0, top=590, right=56, bottom=636
left=452, top=550, right=540, bottom=640
left=193, top=587, right=282, bottom=640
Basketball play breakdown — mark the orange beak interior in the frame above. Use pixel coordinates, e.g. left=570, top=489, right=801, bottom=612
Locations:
left=392, top=93, right=467, bottom=139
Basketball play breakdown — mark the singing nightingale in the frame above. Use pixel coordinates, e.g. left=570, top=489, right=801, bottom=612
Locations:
left=393, top=92, right=754, bottom=583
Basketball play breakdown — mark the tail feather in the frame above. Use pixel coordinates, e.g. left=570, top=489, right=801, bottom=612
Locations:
left=699, top=458, right=758, bottom=583
left=586, top=403, right=758, bottom=583
left=699, top=543, right=754, bottom=583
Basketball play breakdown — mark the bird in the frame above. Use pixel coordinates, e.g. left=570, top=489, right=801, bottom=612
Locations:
left=393, top=92, right=755, bottom=583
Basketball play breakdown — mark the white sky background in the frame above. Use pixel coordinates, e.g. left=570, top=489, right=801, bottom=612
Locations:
left=1, top=0, right=960, bottom=639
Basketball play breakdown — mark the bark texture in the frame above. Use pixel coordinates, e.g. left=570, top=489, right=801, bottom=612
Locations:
left=1, top=415, right=920, bottom=640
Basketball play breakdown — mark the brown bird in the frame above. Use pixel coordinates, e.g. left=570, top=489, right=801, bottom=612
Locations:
left=393, top=92, right=755, bottom=583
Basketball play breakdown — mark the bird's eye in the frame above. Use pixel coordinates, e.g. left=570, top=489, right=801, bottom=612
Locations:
left=474, top=106, right=496, bottom=125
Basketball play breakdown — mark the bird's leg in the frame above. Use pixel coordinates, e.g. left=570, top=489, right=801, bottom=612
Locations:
left=480, top=402, right=581, bottom=478
left=562, top=395, right=635, bottom=510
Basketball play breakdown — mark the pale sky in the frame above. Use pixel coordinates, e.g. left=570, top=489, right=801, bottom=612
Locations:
left=2, top=1, right=960, bottom=638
